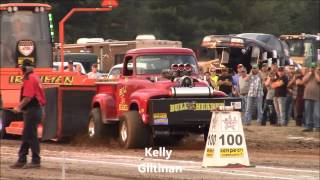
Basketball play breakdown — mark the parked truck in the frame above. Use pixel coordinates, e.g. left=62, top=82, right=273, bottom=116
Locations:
left=57, top=38, right=182, bottom=73
left=280, top=33, right=320, bottom=66
left=199, top=33, right=288, bottom=72
left=89, top=47, right=242, bottom=148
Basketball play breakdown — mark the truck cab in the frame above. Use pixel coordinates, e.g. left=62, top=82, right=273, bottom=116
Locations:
left=91, top=47, right=241, bottom=148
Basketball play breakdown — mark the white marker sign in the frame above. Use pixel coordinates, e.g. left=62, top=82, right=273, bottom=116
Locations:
left=202, top=111, right=250, bottom=167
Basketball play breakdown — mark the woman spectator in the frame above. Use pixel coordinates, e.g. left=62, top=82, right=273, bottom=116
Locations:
left=262, top=72, right=277, bottom=126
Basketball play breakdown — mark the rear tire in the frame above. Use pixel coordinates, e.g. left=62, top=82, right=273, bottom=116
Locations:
left=88, top=108, right=107, bottom=139
left=118, top=111, right=151, bottom=148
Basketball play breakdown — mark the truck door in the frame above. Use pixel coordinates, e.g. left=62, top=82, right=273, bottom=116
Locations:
left=116, top=56, right=138, bottom=114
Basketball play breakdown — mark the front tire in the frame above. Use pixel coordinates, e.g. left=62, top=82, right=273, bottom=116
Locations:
left=118, top=111, right=151, bottom=148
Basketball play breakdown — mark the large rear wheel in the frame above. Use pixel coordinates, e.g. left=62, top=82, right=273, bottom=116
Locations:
left=88, top=108, right=107, bottom=139
left=88, top=107, right=117, bottom=140
left=118, top=111, right=151, bottom=148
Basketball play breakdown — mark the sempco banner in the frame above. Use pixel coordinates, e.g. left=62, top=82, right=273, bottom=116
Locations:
left=202, top=111, right=251, bottom=167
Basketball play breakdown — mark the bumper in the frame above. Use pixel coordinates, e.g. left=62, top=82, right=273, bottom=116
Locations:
left=148, top=97, right=241, bottom=126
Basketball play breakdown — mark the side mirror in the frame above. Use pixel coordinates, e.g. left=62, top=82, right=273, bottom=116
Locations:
left=127, top=62, right=133, bottom=71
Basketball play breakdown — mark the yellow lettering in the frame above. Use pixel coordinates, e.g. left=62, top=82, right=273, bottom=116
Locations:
left=170, top=105, right=175, bottom=112
left=9, top=76, right=15, bottom=83
left=196, top=103, right=201, bottom=111
left=169, top=102, right=225, bottom=112
left=174, top=104, right=179, bottom=112
left=43, top=76, right=52, bottom=83
left=54, top=76, right=62, bottom=83
left=206, top=103, right=210, bottom=110
left=64, top=76, right=73, bottom=85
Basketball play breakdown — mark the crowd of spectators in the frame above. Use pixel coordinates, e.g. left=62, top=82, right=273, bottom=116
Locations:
left=203, top=62, right=320, bottom=132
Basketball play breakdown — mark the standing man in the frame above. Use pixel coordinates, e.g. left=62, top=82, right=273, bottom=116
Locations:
left=285, top=65, right=295, bottom=124
left=272, top=67, right=288, bottom=126
left=244, top=65, right=264, bottom=125
left=11, top=59, right=46, bottom=169
left=237, top=69, right=249, bottom=122
left=302, top=63, right=320, bottom=132
left=218, top=68, right=233, bottom=96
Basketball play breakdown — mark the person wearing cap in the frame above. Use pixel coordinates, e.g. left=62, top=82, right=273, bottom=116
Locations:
left=244, top=64, right=264, bottom=125
left=10, top=59, right=46, bottom=169
left=218, top=68, right=233, bottom=96
left=301, top=62, right=320, bottom=132
left=236, top=68, right=249, bottom=122
left=271, top=66, right=288, bottom=126
left=288, top=68, right=306, bottom=126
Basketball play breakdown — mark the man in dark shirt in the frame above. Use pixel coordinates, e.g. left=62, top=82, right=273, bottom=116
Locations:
left=218, top=68, right=233, bottom=96
left=271, top=67, right=288, bottom=126
left=11, top=59, right=46, bottom=169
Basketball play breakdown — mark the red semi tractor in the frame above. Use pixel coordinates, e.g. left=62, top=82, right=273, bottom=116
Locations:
left=89, top=47, right=242, bottom=148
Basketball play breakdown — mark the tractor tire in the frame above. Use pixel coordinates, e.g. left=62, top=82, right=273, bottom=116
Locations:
left=88, top=108, right=108, bottom=139
left=118, top=111, right=151, bottom=149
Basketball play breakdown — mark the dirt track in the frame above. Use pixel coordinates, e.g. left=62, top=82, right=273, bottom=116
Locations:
left=1, top=122, right=319, bottom=180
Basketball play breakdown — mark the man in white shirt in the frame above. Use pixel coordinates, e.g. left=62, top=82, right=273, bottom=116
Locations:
left=87, top=63, right=101, bottom=79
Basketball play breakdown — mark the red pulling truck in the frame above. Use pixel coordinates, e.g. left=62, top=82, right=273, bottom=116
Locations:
left=90, top=47, right=242, bottom=148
